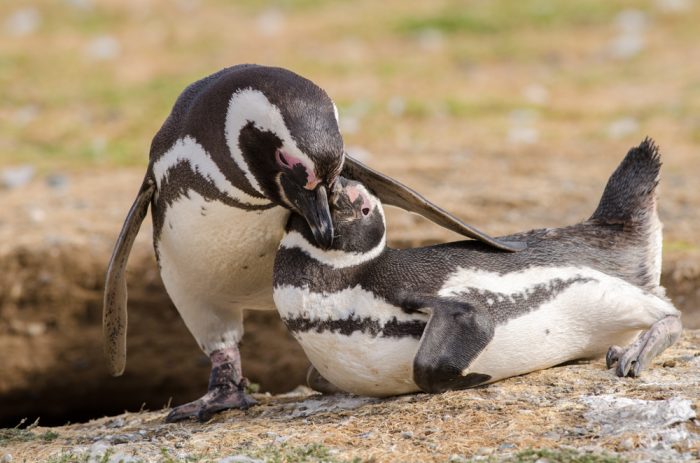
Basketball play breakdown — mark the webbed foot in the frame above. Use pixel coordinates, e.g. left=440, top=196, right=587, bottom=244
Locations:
left=606, top=315, right=682, bottom=378
left=165, top=346, right=257, bottom=423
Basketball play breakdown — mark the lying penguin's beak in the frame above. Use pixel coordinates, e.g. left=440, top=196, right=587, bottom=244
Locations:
left=297, top=185, right=334, bottom=250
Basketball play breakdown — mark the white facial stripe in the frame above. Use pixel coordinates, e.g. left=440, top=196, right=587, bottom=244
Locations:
left=281, top=230, right=386, bottom=269
left=225, top=88, right=316, bottom=195
left=153, top=136, right=271, bottom=207
left=279, top=203, right=386, bottom=269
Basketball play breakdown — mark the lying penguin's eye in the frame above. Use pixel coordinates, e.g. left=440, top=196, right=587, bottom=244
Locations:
left=276, top=149, right=290, bottom=168
left=362, top=207, right=370, bottom=216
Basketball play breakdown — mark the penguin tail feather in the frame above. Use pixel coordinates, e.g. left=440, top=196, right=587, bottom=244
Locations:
left=588, top=137, right=664, bottom=289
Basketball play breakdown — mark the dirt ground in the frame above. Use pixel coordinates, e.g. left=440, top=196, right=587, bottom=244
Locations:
left=3, top=330, right=698, bottom=462
left=2, top=1, right=700, bottom=461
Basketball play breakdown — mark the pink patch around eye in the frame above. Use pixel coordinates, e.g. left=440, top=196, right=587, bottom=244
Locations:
left=346, top=185, right=371, bottom=215
left=277, top=150, right=319, bottom=190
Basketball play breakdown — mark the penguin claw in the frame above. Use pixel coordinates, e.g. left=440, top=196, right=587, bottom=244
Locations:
left=166, top=389, right=257, bottom=423
left=606, top=315, right=682, bottom=379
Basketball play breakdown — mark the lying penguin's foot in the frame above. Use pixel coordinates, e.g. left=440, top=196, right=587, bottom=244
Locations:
left=306, top=365, right=343, bottom=395
left=606, top=315, right=682, bottom=378
left=165, top=346, right=257, bottom=423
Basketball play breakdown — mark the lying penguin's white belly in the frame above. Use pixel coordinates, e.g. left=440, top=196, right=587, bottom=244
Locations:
left=443, top=266, right=679, bottom=383
left=157, top=191, right=288, bottom=348
left=275, top=267, right=678, bottom=396
left=273, top=285, right=428, bottom=396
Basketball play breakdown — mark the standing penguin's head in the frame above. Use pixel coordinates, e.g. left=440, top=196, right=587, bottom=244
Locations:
left=224, top=66, right=344, bottom=249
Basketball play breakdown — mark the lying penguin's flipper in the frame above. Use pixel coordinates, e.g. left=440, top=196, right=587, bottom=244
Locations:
left=403, top=296, right=495, bottom=393
left=341, top=156, right=526, bottom=252
left=103, top=175, right=156, bottom=377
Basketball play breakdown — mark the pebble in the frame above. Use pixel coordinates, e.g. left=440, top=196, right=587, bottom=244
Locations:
left=417, top=28, right=444, bottom=52
left=85, top=35, right=121, bottom=61
left=256, top=9, right=284, bottom=37
left=218, top=456, right=263, bottom=463
left=4, top=8, right=41, bottom=37
left=400, top=431, right=413, bottom=439
left=1, top=454, right=12, bottom=463
left=47, top=174, right=70, bottom=191
left=105, top=417, right=125, bottom=429
left=607, top=117, right=639, bottom=139
left=2, top=165, right=35, bottom=189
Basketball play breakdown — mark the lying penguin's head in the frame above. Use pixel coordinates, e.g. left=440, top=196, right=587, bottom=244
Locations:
left=228, top=66, right=344, bottom=249
left=326, top=177, right=386, bottom=254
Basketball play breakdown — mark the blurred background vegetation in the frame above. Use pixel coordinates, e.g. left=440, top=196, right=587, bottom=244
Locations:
left=1, top=0, right=699, bottom=172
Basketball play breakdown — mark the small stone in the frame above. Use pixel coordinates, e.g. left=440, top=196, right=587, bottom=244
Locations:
left=655, top=0, right=692, bottom=13
left=65, top=0, right=93, bottom=10
left=2, top=165, right=35, bottom=189
left=522, top=84, right=549, bottom=105
left=401, top=431, right=413, bottom=439
left=417, top=28, right=444, bottom=52
left=387, top=97, right=406, bottom=116
left=86, top=35, right=121, bottom=61
left=663, top=359, right=676, bottom=368
left=218, top=456, right=263, bottom=463
left=26, top=322, right=46, bottom=337
left=256, top=9, right=284, bottom=37
left=1, top=453, right=12, bottom=463
left=4, top=8, right=41, bottom=37
left=358, top=431, right=373, bottom=439
left=607, top=117, right=639, bottom=139
left=46, top=174, right=69, bottom=190
left=498, top=442, right=515, bottom=450
left=28, top=207, right=46, bottom=223
left=105, top=416, right=124, bottom=429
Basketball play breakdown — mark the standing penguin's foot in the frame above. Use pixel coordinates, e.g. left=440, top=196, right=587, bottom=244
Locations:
left=606, top=315, right=683, bottom=378
left=165, top=346, right=257, bottom=423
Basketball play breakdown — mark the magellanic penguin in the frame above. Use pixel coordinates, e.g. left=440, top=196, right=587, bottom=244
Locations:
left=103, top=64, right=524, bottom=422
left=273, top=138, right=682, bottom=396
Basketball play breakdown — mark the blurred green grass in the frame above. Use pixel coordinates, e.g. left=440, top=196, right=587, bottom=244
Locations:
left=1, top=0, right=699, bottom=171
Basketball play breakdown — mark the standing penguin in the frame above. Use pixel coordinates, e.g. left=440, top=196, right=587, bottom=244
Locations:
left=273, top=139, right=682, bottom=396
left=103, top=64, right=522, bottom=422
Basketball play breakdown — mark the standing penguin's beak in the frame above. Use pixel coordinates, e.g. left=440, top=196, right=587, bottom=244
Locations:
left=298, top=185, right=333, bottom=249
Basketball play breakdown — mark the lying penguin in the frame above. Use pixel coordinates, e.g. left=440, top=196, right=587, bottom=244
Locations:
left=273, top=139, right=682, bottom=396
left=103, top=64, right=523, bottom=421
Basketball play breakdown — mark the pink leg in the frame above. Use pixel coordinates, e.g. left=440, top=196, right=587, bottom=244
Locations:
left=165, top=345, right=257, bottom=422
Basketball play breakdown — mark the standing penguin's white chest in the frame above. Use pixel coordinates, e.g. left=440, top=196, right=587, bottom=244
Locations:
left=157, top=191, right=289, bottom=312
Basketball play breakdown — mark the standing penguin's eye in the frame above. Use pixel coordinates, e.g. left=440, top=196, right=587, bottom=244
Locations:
left=276, top=149, right=291, bottom=169
left=362, top=207, right=370, bottom=216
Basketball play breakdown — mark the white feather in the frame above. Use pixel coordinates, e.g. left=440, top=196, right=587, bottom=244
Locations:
left=153, top=136, right=271, bottom=207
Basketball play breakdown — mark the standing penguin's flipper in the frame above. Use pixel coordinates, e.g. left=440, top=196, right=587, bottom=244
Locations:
left=341, top=156, right=526, bottom=252
left=606, top=315, right=682, bottom=378
left=403, top=296, right=494, bottom=393
left=103, top=175, right=156, bottom=377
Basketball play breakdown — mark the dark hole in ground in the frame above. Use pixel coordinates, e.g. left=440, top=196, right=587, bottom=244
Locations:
left=0, top=284, right=310, bottom=427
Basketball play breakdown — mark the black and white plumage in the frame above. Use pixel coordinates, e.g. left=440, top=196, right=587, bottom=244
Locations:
left=273, top=139, right=682, bottom=396
left=103, top=65, right=521, bottom=422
